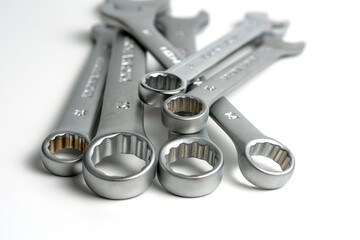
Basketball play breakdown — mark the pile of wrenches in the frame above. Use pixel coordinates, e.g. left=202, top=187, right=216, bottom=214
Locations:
left=41, top=0, right=305, bottom=199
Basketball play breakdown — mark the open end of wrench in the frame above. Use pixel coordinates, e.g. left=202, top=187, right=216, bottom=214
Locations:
left=139, top=72, right=187, bottom=107
left=162, top=95, right=209, bottom=134
left=41, top=132, right=90, bottom=176
left=158, top=137, right=223, bottom=197
left=83, top=132, right=156, bottom=200
left=242, top=139, right=295, bottom=189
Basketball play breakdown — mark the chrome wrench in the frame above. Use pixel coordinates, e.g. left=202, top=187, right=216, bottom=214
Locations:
left=138, top=13, right=288, bottom=107
left=154, top=12, right=224, bottom=197
left=210, top=98, right=295, bottom=189
left=82, top=31, right=156, bottom=200
left=161, top=15, right=298, bottom=189
left=41, top=25, right=116, bottom=176
left=162, top=37, right=305, bottom=134
left=100, top=0, right=184, bottom=67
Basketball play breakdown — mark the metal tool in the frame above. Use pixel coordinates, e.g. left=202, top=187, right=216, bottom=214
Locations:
left=154, top=12, right=223, bottom=197
left=139, top=13, right=288, bottom=107
left=162, top=37, right=305, bottom=134
left=156, top=11, right=209, bottom=57
left=159, top=17, right=297, bottom=190
left=41, top=25, right=116, bottom=176
left=83, top=32, right=156, bottom=199
left=210, top=98, right=295, bottom=189
left=100, top=0, right=184, bottom=67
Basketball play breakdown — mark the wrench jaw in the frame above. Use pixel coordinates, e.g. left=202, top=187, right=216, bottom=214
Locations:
left=101, top=0, right=169, bottom=29
left=157, top=136, right=224, bottom=197
left=139, top=72, right=187, bottom=107
left=41, top=131, right=90, bottom=177
left=162, top=95, right=209, bottom=134
left=82, top=132, right=156, bottom=200
left=240, top=138, right=295, bottom=189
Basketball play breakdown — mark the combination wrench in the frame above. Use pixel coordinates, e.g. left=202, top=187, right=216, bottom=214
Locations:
left=154, top=12, right=224, bottom=197
left=160, top=15, right=299, bottom=189
left=41, top=25, right=116, bottom=176
left=138, top=12, right=288, bottom=107
left=82, top=31, right=156, bottom=200
left=162, top=37, right=305, bottom=134
left=100, top=0, right=184, bottom=67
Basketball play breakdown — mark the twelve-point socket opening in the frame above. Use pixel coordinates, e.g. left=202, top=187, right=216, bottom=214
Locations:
left=165, top=141, right=218, bottom=176
left=145, top=72, right=183, bottom=91
left=91, top=134, right=153, bottom=177
left=249, top=142, right=291, bottom=172
left=166, top=96, right=203, bottom=117
left=48, top=133, right=88, bottom=159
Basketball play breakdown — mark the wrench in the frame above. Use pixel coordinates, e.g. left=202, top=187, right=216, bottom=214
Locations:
left=156, top=11, right=209, bottom=57
left=161, top=15, right=298, bottom=189
left=41, top=25, right=116, bottom=176
left=82, top=31, right=156, bottom=199
left=101, top=0, right=185, bottom=67
left=139, top=12, right=289, bottom=107
left=154, top=12, right=224, bottom=197
left=210, top=98, right=295, bottom=189
left=162, top=37, right=305, bottom=134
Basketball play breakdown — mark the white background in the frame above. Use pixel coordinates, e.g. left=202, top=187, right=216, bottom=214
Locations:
left=1, top=0, right=359, bottom=239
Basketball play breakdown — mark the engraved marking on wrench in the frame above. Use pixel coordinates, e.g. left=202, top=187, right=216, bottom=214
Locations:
left=81, top=57, right=105, bottom=98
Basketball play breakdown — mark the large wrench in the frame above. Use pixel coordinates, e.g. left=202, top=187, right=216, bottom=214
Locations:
left=160, top=15, right=299, bottom=189
left=41, top=25, right=116, bottom=176
left=153, top=12, right=224, bottom=197
left=138, top=13, right=288, bottom=107
left=162, top=37, right=305, bottom=134
left=101, top=0, right=184, bottom=67
left=82, top=31, right=156, bottom=200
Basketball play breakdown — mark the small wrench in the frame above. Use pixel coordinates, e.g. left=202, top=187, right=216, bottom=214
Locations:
left=139, top=13, right=289, bottom=107
left=82, top=31, right=156, bottom=200
left=162, top=37, right=305, bottom=134
left=41, top=25, right=116, bottom=176
left=155, top=12, right=224, bottom=197
left=210, top=98, right=295, bottom=189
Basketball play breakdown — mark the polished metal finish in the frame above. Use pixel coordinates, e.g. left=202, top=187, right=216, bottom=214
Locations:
left=41, top=25, right=116, bottom=176
left=83, top=32, right=156, bottom=199
left=162, top=37, right=305, bottom=134
left=210, top=98, right=295, bottom=189
left=140, top=13, right=289, bottom=107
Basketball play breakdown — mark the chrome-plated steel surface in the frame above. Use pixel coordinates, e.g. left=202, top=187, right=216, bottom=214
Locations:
left=156, top=12, right=224, bottom=197
left=162, top=37, right=305, bottom=134
left=210, top=98, right=295, bottom=189
left=41, top=25, right=116, bottom=176
left=140, top=13, right=288, bottom=107
left=83, top=32, right=156, bottom=199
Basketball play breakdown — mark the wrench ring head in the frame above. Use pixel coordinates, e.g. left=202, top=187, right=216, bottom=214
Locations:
left=41, top=131, right=90, bottom=176
left=139, top=72, right=187, bottom=107
left=241, top=138, right=295, bottom=189
left=83, top=132, right=156, bottom=200
left=158, top=136, right=224, bottom=197
left=162, top=94, right=209, bottom=134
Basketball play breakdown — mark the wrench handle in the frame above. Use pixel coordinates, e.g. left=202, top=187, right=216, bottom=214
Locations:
left=210, top=97, right=265, bottom=146
left=56, top=32, right=113, bottom=138
left=168, top=19, right=269, bottom=82
left=188, top=43, right=280, bottom=106
left=96, top=32, right=147, bottom=136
